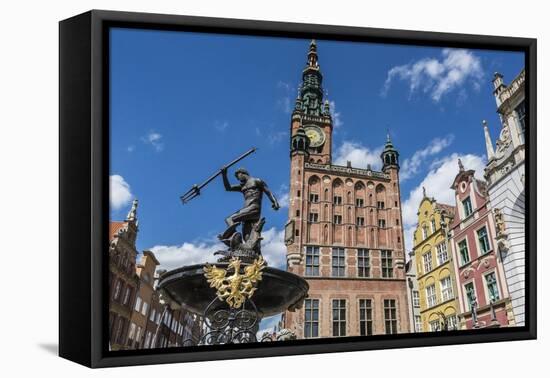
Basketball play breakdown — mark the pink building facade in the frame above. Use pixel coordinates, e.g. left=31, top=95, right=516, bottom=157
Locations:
left=448, top=160, right=515, bottom=329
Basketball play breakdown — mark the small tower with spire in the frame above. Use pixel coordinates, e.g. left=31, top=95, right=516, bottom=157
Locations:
left=291, top=125, right=310, bottom=157
left=381, top=133, right=400, bottom=172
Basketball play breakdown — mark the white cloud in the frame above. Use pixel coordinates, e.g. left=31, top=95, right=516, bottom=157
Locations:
left=127, top=145, right=135, bottom=153
left=259, top=227, right=287, bottom=269
left=328, top=100, right=343, bottom=128
left=333, top=141, right=383, bottom=169
left=141, top=131, right=164, bottom=151
left=150, top=239, right=223, bottom=271
left=276, top=184, right=289, bottom=208
left=382, top=49, right=483, bottom=102
left=401, top=153, right=486, bottom=251
left=215, top=121, right=229, bottom=132
left=149, top=226, right=287, bottom=271
left=400, top=135, right=454, bottom=181
left=110, top=174, right=133, bottom=210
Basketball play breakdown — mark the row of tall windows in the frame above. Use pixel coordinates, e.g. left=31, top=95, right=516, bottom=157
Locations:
left=304, top=298, right=398, bottom=338
left=305, top=247, right=393, bottom=278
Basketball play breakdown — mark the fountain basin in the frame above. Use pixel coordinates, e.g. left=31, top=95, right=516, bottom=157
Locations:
left=158, top=263, right=309, bottom=317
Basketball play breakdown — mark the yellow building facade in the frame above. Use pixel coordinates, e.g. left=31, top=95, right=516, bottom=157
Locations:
left=413, top=191, right=460, bottom=332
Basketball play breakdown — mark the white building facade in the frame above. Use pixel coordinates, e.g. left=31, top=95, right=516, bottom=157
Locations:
left=483, top=69, right=526, bottom=326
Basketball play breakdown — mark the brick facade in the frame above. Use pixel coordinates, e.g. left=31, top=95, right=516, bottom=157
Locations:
left=283, top=41, right=409, bottom=338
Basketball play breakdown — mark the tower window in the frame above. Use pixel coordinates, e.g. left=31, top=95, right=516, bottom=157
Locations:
left=357, top=249, right=370, bottom=277
left=378, top=219, right=386, bottom=228
left=305, top=246, right=320, bottom=276
left=383, top=299, right=398, bottom=334
left=377, top=201, right=385, bottom=209
left=296, top=210, right=300, bottom=217
left=332, top=299, right=347, bottom=337
left=332, top=248, right=346, bottom=277
left=304, top=299, right=319, bottom=338
left=308, top=212, right=319, bottom=222
left=356, top=198, right=364, bottom=207
left=333, top=196, right=342, bottom=205
left=356, top=217, right=365, bottom=226
left=297, top=190, right=301, bottom=198
left=381, top=250, right=393, bottom=278
left=309, top=193, right=319, bottom=203
left=359, top=299, right=373, bottom=336
left=334, top=215, right=342, bottom=224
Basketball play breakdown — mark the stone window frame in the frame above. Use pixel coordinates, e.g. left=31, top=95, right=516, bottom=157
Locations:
left=383, top=298, right=398, bottom=334
left=357, top=248, right=370, bottom=278
left=308, top=212, right=319, bottom=223
left=439, top=276, right=454, bottom=302
left=381, top=250, right=393, bottom=278
left=305, top=245, right=320, bottom=277
left=412, top=290, right=420, bottom=307
left=304, top=298, right=321, bottom=339
left=457, top=237, right=471, bottom=267
left=309, top=192, right=320, bottom=203
left=422, top=251, right=433, bottom=274
left=475, top=224, right=492, bottom=256
left=331, top=298, right=347, bottom=337
left=358, top=298, right=374, bottom=336
left=331, top=247, right=346, bottom=277
left=462, top=196, right=473, bottom=219
left=436, top=241, right=449, bottom=266
left=483, top=269, right=501, bottom=303
left=426, top=283, right=437, bottom=308
left=414, top=315, right=423, bottom=332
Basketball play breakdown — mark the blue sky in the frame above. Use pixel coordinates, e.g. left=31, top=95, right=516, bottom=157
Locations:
left=109, top=28, right=523, bottom=319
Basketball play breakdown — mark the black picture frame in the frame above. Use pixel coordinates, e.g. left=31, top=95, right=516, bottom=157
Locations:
left=59, top=9, right=537, bottom=368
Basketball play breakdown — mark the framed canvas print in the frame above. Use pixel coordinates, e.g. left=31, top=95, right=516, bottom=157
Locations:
left=59, top=10, right=537, bottom=368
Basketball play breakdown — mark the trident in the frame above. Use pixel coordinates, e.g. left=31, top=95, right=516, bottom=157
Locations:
left=180, top=147, right=257, bottom=204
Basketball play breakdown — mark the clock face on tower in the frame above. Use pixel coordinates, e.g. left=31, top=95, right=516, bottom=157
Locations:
left=304, top=125, right=326, bottom=148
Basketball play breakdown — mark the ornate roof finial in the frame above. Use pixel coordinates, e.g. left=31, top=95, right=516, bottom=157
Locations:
left=307, top=39, right=319, bottom=68
left=422, top=186, right=427, bottom=198
left=458, top=158, right=465, bottom=172
left=126, top=198, right=138, bottom=222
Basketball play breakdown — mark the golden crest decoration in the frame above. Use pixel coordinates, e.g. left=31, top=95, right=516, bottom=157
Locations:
left=203, top=256, right=266, bottom=308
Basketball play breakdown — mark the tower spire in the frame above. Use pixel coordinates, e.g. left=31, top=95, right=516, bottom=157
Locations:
left=483, top=120, right=495, bottom=160
left=307, top=39, right=319, bottom=68
left=298, top=39, right=324, bottom=116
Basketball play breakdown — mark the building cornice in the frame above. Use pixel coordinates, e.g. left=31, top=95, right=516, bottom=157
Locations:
left=304, top=162, right=390, bottom=181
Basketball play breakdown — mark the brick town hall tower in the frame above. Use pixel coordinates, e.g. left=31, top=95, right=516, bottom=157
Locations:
left=283, top=40, right=410, bottom=338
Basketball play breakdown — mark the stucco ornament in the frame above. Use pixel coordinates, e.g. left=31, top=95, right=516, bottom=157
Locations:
left=494, top=207, right=510, bottom=252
